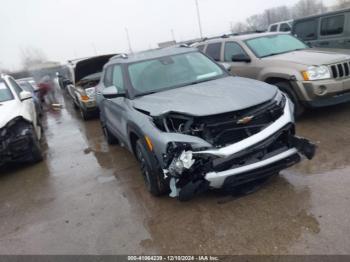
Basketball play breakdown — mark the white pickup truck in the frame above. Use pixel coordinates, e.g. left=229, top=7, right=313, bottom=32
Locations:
left=0, top=74, right=43, bottom=166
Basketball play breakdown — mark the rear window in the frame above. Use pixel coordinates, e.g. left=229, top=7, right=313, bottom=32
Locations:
left=205, top=42, right=222, bottom=61
left=321, top=15, right=344, bottom=36
left=280, top=23, right=291, bottom=32
left=293, top=19, right=318, bottom=40
left=270, top=24, right=278, bottom=32
left=0, top=81, right=14, bottom=102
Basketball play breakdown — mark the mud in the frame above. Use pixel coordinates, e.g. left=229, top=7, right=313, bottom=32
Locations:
left=0, top=91, right=350, bottom=255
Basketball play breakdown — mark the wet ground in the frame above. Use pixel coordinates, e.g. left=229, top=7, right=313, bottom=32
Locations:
left=1, top=91, right=350, bottom=255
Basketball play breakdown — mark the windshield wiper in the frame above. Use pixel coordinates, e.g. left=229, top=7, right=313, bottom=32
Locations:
left=261, top=48, right=307, bottom=58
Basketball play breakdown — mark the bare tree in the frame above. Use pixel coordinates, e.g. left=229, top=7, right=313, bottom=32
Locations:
left=230, top=22, right=248, bottom=34
left=20, top=47, right=47, bottom=69
left=334, top=0, right=350, bottom=9
left=246, top=14, right=268, bottom=31
left=292, top=0, right=326, bottom=18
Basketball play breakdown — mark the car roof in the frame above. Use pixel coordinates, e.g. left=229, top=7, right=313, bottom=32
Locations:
left=293, top=7, right=350, bottom=22
left=108, top=47, right=197, bottom=65
left=195, top=32, right=285, bottom=44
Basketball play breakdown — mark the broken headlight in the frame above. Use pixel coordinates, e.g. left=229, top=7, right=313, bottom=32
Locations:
left=85, top=87, right=96, bottom=100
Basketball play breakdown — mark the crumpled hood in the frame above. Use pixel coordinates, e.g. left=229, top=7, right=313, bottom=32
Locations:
left=264, top=49, right=350, bottom=66
left=0, top=100, right=29, bottom=128
left=132, top=76, right=277, bottom=116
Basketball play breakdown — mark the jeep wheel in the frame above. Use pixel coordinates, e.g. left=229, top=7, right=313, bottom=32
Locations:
left=275, top=81, right=305, bottom=117
left=101, top=122, right=118, bottom=145
left=135, top=139, right=169, bottom=196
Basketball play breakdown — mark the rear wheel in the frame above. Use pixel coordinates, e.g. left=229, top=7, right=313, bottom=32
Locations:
left=79, top=106, right=89, bottom=121
left=274, top=81, right=305, bottom=117
left=101, top=121, right=118, bottom=145
left=135, top=139, right=169, bottom=196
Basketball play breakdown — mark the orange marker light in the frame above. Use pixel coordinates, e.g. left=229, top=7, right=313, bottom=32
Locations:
left=145, top=136, right=153, bottom=151
left=302, top=71, right=309, bottom=81
left=81, top=95, right=90, bottom=101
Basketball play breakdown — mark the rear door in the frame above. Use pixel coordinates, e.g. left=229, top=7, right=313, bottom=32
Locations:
left=318, top=13, right=350, bottom=49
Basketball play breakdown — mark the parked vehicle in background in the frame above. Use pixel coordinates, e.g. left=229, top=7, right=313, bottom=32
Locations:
left=97, top=48, right=315, bottom=201
left=17, top=78, right=43, bottom=117
left=292, top=8, right=350, bottom=49
left=193, top=32, right=350, bottom=116
left=268, top=20, right=293, bottom=32
left=65, top=54, right=115, bottom=120
left=0, top=74, right=43, bottom=166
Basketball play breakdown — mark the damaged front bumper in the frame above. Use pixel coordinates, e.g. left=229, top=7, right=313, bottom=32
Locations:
left=163, top=100, right=316, bottom=199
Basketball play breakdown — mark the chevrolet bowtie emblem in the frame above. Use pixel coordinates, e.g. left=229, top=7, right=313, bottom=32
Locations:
left=237, top=116, right=254, bottom=124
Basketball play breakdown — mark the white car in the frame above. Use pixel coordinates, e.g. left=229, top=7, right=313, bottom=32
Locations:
left=0, top=74, right=43, bottom=166
left=268, top=20, right=293, bottom=32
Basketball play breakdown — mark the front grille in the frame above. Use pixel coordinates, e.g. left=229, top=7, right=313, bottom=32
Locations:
left=197, top=99, right=285, bottom=147
left=330, top=61, right=350, bottom=79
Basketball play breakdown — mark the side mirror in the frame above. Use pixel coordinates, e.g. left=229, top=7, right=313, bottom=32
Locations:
left=102, top=86, right=124, bottom=99
left=232, top=54, right=251, bottom=63
left=19, top=91, right=32, bottom=101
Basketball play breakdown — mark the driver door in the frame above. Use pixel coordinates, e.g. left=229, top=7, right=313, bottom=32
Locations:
left=102, top=65, right=128, bottom=141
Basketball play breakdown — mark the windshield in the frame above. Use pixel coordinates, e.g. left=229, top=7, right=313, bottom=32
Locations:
left=128, top=51, right=225, bottom=95
left=246, top=34, right=308, bottom=58
left=0, top=81, right=14, bottom=102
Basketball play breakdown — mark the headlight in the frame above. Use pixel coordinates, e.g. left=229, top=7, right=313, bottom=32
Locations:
left=85, top=88, right=96, bottom=99
left=273, top=89, right=286, bottom=108
left=302, top=66, right=331, bottom=81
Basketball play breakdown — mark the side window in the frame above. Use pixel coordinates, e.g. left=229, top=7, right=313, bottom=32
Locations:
left=103, top=66, right=113, bottom=87
left=224, top=42, right=248, bottom=62
left=8, top=78, right=23, bottom=98
left=112, top=65, right=125, bottom=93
left=321, top=15, right=344, bottom=36
left=293, top=19, right=318, bottom=40
left=205, top=42, right=222, bottom=61
left=196, top=45, right=205, bottom=52
left=280, top=23, right=291, bottom=32
left=270, top=24, right=278, bottom=32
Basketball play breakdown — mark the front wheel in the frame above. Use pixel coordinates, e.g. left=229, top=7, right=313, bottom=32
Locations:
left=29, top=126, right=43, bottom=163
left=275, top=81, right=305, bottom=118
left=135, top=139, right=169, bottom=196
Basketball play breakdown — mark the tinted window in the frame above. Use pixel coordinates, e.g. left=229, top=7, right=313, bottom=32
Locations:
left=196, top=45, right=205, bottom=52
left=293, top=19, right=318, bottom=40
left=0, top=81, right=14, bottom=102
left=321, top=15, right=344, bottom=36
left=205, top=42, right=222, bottom=61
left=128, top=52, right=224, bottom=95
left=270, top=24, right=278, bottom=32
left=224, top=42, right=247, bottom=62
left=280, top=23, right=291, bottom=32
left=103, top=66, right=113, bottom=87
left=8, top=78, right=23, bottom=97
left=112, top=65, right=125, bottom=93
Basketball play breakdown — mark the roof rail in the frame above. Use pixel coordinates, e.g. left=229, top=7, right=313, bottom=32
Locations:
left=111, top=53, right=128, bottom=60
left=179, top=44, right=190, bottom=48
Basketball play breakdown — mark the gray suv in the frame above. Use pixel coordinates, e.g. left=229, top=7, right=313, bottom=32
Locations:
left=194, top=33, right=350, bottom=116
left=96, top=48, right=315, bottom=201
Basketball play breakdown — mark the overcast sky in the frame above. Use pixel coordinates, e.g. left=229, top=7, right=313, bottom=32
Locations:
left=0, top=0, right=336, bottom=70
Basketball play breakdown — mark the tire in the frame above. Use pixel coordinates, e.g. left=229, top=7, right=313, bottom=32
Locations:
left=101, top=121, right=118, bottom=145
left=79, top=106, right=89, bottom=121
left=135, top=139, right=169, bottom=196
left=72, top=98, right=79, bottom=110
left=29, top=125, right=43, bottom=163
left=274, top=81, right=305, bottom=118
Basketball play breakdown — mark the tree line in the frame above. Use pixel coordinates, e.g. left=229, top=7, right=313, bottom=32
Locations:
left=230, top=0, right=350, bottom=33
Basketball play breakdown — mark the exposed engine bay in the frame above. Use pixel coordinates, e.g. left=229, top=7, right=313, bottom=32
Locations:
left=154, top=97, right=316, bottom=201
left=0, top=118, right=36, bottom=165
